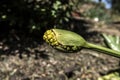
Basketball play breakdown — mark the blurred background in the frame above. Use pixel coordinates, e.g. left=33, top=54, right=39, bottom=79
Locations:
left=0, top=0, right=120, bottom=80
left=0, top=0, right=120, bottom=39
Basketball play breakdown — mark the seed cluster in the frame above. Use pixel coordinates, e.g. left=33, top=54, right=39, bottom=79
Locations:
left=43, top=30, right=59, bottom=47
left=62, top=45, right=81, bottom=52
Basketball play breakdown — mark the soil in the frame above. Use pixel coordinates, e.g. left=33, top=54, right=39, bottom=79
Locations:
left=0, top=21, right=120, bottom=80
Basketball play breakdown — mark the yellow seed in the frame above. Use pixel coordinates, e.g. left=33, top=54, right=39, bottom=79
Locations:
left=43, top=35, right=47, bottom=40
left=55, top=43, right=59, bottom=46
left=52, top=37, right=56, bottom=41
left=47, top=34, right=53, bottom=39
left=72, top=46, right=77, bottom=50
left=54, top=41, right=58, bottom=45
left=50, top=32, right=54, bottom=36
left=46, top=30, right=51, bottom=35
left=46, top=39, right=50, bottom=43
left=66, top=47, right=70, bottom=50
left=63, top=46, right=67, bottom=49
left=51, top=41, right=58, bottom=46
left=51, top=43, right=55, bottom=46
left=50, top=39, right=53, bottom=42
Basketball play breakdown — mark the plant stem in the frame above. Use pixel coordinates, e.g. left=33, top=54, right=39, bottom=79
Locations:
left=85, top=42, right=120, bottom=58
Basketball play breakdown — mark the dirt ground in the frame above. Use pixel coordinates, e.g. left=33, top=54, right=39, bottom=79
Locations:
left=0, top=21, right=120, bottom=80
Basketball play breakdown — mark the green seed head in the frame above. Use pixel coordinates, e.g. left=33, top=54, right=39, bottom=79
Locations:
left=43, top=29, right=86, bottom=52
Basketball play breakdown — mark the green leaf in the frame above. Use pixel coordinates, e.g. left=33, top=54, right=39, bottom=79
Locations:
left=98, top=34, right=120, bottom=80
left=102, top=33, right=120, bottom=52
left=98, top=72, right=120, bottom=80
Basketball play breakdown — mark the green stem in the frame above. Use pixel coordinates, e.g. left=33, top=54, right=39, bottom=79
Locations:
left=85, top=42, right=120, bottom=58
